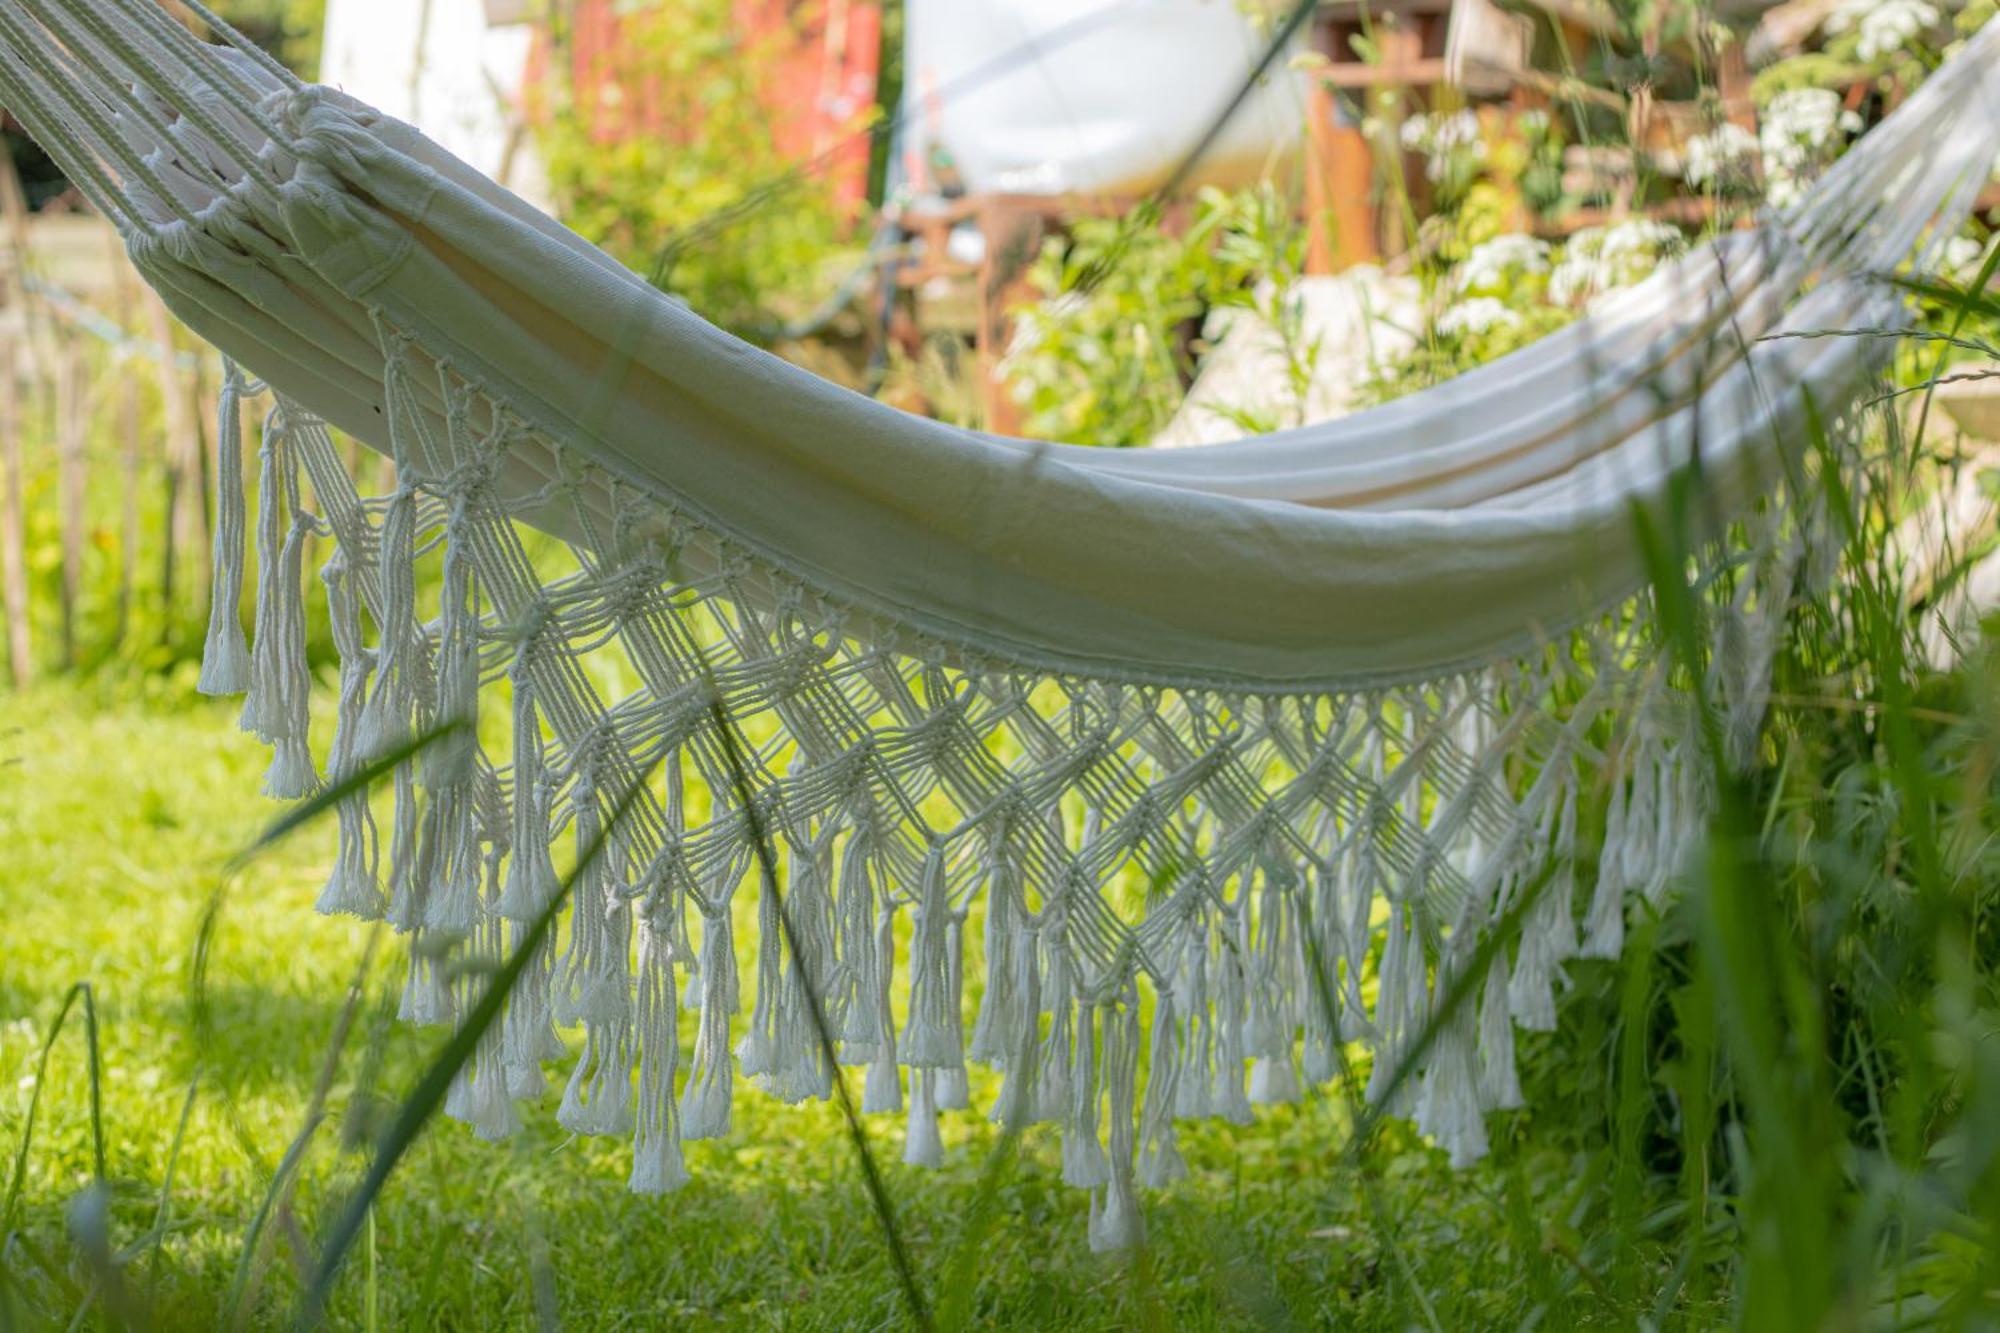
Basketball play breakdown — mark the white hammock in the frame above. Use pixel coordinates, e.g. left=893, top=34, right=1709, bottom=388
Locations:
left=4, top=0, right=1997, bottom=1246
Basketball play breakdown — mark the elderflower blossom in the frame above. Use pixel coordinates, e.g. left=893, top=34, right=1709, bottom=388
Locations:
left=1399, top=110, right=1487, bottom=182
left=1828, top=0, right=1940, bottom=63
left=1454, top=234, right=1551, bottom=294
left=1437, top=297, right=1520, bottom=337
left=1682, top=122, right=1760, bottom=188
left=1941, top=234, right=1990, bottom=283
left=1548, top=221, right=1684, bottom=305
left=1759, top=88, right=1862, bottom=206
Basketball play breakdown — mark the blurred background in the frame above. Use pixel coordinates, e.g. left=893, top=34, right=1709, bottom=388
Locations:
left=5, top=2, right=2000, bottom=1328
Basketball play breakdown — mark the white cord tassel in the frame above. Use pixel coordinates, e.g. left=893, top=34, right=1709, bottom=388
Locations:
left=902, top=1068, right=944, bottom=1167
left=502, top=917, right=563, bottom=1101
left=680, top=900, right=738, bottom=1139
left=239, top=403, right=315, bottom=798
left=1061, top=1000, right=1108, bottom=1189
left=447, top=916, right=522, bottom=1142
left=399, top=933, right=455, bottom=1027
left=1581, top=771, right=1630, bottom=960
left=988, top=918, right=1042, bottom=1128
left=1088, top=1001, right=1144, bottom=1253
left=558, top=1014, right=634, bottom=1138
left=1510, top=780, right=1578, bottom=1030
left=197, top=361, right=250, bottom=695
left=499, top=661, right=560, bottom=922
left=1136, top=993, right=1187, bottom=1189
left=739, top=845, right=785, bottom=1080
left=1173, top=930, right=1215, bottom=1120
left=772, top=829, right=836, bottom=1104
left=1477, top=955, right=1523, bottom=1111
left=835, top=826, right=881, bottom=1054
left=1033, top=927, right=1073, bottom=1126
left=900, top=846, right=957, bottom=1067
left=630, top=909, right=689, bottom=1192
left=967, top=830, right=1017, bottom=1066
left=933, top=912, right=972, bottom=1110
left=1414, top=961, right=1489, bottom=1167
left=1246, top=859, right=1300, bottom=1105
left=556, top=766, right=631, bottom=1026
left=861, top=901, right=903, bottom=1114
left=315, top=553, right=381, bottom=918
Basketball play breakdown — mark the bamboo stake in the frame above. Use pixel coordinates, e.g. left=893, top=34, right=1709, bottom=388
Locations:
left=0, top=138, right=33, bottom=687
left=55, top=339, right=86, bottom=671
left=108, top=236, right=143, bottom=648
left=0, top=338, right=29, bottom=688
left=148, top=294, right=200, bottom=637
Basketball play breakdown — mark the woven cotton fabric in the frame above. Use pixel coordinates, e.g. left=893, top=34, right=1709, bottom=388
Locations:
left=3, top=0, right=1997, bottom=1247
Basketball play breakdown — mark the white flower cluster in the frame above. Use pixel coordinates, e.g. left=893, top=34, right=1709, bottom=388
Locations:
left=1399, top=110, right=1487, bottom=182
left=1941, top=234, right=1991, bottom=283
left=1828, top=0, right=1941, bottom=63
left=1682, top=121, right=1760, bottom=188
left=1437, top=297, right=1520, bottom=337
left=1548, top=220, right=1684, bottom=305
left=1454, top=234, right=1552, bottom=294
left=1759, top=88, right=1863, bottom=206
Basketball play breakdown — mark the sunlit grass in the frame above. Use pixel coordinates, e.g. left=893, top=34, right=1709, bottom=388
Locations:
left=0, top=679, right=1626, bottom=1330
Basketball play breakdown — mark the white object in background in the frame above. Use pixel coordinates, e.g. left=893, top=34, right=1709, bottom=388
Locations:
left=904, top=0, right=1304, bottom=198
left=320, top=0, right=541, bottom=201
left=1150, top=268, right=1422, bottom=448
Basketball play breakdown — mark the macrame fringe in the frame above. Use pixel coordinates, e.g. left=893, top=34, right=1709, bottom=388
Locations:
left=191, top=333, right=1847, bottom=1247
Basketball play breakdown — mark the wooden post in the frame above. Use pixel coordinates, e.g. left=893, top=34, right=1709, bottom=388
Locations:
left=0, top=139, right=33, bottom=688
left=973, top=196, right=1045, bottom=437
left=0, top=339, right=29, bottom=688
left=55, top=340, right=86, bottom=671
left=108, top=246, right=143, bottom=648
left=148, top=295, right=201, bottom=634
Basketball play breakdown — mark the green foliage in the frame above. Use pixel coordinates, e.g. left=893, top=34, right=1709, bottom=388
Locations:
left=1003, top=184, right=1307, bottom=446
left=205, top=0, right=327, bottom=80
left=534, top=0, right=852, bottom=338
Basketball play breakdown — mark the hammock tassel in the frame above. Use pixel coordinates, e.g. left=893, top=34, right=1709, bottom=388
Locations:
left=1211, top=919, right=1253, bottom=1126
left=503, top=918, right=565, bottom=1100
left=1088, top=1001, right=1144, bottom=1253
left=680, top=900, right=738, bottom=1139
left=240, top=403, right=315, bottom=799
left=900, top=845, right=958, bottom=1068
left=197, top=360, right=250, bottom=696
left=1136, top=993, right=1187, bottom=1189
left=989, top=918, right=1042, bottom=1128
left=1414, top=957, right=1488, bottom=1167
left=499, top=661, right=561, bottom=921
left=902, top=1068, right=944, bottom=1168
left=315, top=552, right=382, bottom=918
left=967, top=829, right=1017, bottom=1066
left=771, top=830, right=837, bottom=1104
left=834, top=826, right=881, bottom=1053
left=1510, top=779, right=1578, bottom=1030
left=447, top=916, right=523, bottom=1142
left=555, top=765, right=631, bottom=1026
left=1580, top=771, right=1630, bottom=960
left=861, top=901, right=903, bottom=1114
left=934, top=912, right=971, bottom=1110
left=1478, top=954, right=1523, bottom=1111
left=1061, top=999, right=1109, bottom=1190
left=629, top=909, right=690, bottom=1192
left=1173, top=930, right=1215, bottom=1120
left=400, top=937, right=455, bottom=1027
left=1246, top=857, right=1301, bottom=1106
left=1032, top=925, right=1073, bottom=1125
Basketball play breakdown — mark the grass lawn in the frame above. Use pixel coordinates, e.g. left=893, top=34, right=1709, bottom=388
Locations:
left=0, top=680, right=1635, bottom=1330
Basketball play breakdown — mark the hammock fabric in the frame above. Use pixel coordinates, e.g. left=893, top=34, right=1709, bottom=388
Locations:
left=4, top=0, right=1998, bottom=1246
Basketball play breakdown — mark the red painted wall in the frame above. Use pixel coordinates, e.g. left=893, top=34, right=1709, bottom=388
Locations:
left=532, top=0, right=880, bottom=216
